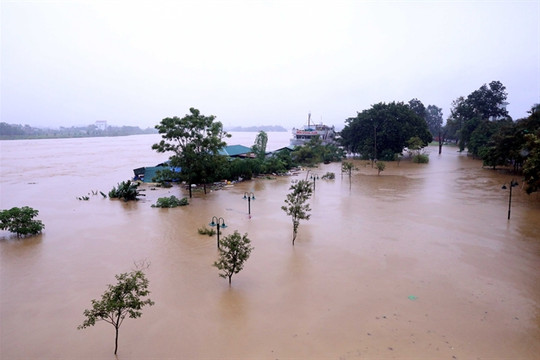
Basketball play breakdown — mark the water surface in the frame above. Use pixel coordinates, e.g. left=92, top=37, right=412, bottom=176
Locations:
left=1, top=134, right=539, bottom=359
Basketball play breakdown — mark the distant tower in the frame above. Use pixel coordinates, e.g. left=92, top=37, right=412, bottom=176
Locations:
left=95, top=121, right=107, bottom=130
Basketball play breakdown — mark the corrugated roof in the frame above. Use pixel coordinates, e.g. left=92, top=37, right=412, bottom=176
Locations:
left=218, top=144, right=253, bottom=157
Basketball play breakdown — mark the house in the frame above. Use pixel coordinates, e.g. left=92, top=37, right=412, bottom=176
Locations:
left=133, top=162, right=181, bottom=183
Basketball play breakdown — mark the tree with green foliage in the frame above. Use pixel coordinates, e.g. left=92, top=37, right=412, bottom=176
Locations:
left=446, top=81, right=510, bottom=152
left=108, top=180, right=141, bottom=201
left=251, top=131, right=268, bottom=160
left=152, top=195, right=189, bottom=208
left=281, top=180, right=313, bottom=245
left=376, top=161, right=386, bottom=175
left=425, top=105, right=443, bottom=137
left=523, top=134, right=540, bottom=194
left=341, top=161, right=356, bottom=187
left=152, top=108, right=230, bottom=198
left=340, top=102, right=432, bottom=161
left=213, top=231, right=254, bottom=285
left=0, top=206, right=44, bottom=237
left=292, top=137, right=344, bottom=166
left=78, top=267, right=154, bottom=355
left=408, top=98, right=426, bottom=120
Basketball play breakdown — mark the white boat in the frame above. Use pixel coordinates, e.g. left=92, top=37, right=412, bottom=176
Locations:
left=290, top=113, right=336, bottom=146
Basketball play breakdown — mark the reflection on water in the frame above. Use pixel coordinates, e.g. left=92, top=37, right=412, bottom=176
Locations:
left=1, top=135, right=540, bottom=359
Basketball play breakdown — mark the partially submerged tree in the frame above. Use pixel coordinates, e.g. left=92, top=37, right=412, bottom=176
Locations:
left=341, top=161, right=357, bottom=188
left=340, top=102, right=432, bottom=161
left=78, top=267, right=154, bottom=355
left=213, top=231, right=254, bottom=285
left=152, top=108, right=230, bottom=198
left=376, top=161, right=386, bottom=175
left=0, top=206, right=44, bottom=237
left=108, top=180, right=142, bottom=201
left=251, top=130, right=268, bottom=160
left=281, top=180, right=313, bottom=245
left=446, top=81, right=510, bottom=152
left=523, top=133, right=540, bottom=194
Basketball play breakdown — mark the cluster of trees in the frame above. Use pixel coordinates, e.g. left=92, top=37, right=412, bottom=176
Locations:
left=444, top=81, right=540, bottom=193
left=0, top=122, right=156, bottom=139
left=152, top=108, right=346, bottom=198
left=340, top=101, right=435, bottom=161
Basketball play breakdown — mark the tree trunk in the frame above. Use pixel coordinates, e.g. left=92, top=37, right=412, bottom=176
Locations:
left=438, top=130, right=443, bottom=155
left=114, top=326, right=119, bottom=355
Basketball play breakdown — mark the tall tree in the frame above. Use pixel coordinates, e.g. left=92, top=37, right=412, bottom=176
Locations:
left=213, top=231, right=254, bottom=285
left=341, top=161, right=356, bottom=189
left=78, top=267, right=154, bottom=355
left=523, top=133, right=540, bottom=194
left=408, top=98, right=426, bottom=120
left=251, top=131, right=268, bottom=160
left=340, top=102, right=432, bottom=160
left=425, top=105, right=443, bottom=137
left=281, top=180, right=313, bottom=245
left=448, top=81, right=510, bottom=152
left=152, top=108, right=230, bottom=198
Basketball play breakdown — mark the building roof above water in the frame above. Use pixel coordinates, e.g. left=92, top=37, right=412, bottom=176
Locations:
left=218, top=144, right=253, bottom=157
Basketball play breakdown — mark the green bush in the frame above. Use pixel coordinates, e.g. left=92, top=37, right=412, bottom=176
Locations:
left=109, top=180, right=141, bottom=201
left=0, top=206, right=44, bottom=237
left=376, top=161, right=386, bottom=175
left=152, top=195, right=189, bottom=208
left=412, top=154, right=430, bottom=163
left=198, top=226, right=216, bottom=236
left=321, top=172, right=335, bottom=180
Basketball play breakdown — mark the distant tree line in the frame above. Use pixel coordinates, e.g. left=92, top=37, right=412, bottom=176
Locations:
left=0, top=122, right=156, bottom=139
left=225, top=125, right=287, bottom=132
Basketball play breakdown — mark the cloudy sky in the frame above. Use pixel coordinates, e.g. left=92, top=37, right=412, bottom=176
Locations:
left=1, top=0, right=539, bottom=130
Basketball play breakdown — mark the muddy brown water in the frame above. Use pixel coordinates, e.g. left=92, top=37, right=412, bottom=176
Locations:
left=1, top=133, right=539, bottom=359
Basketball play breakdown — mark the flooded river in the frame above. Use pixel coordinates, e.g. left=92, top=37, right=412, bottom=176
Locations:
left=1, top=133, right=539, bottom=359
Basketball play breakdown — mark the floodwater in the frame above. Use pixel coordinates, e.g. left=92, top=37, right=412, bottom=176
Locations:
left=1, top=133, right=539, bottom=359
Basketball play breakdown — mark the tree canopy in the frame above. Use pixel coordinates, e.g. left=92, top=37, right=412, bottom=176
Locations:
left=446, top=80, right=510, bottom=153
left=213, top=231, right=254, bottom=285
left=0, top=206, right=44, bottom=237
left=152, top=108, right=230, bottom=197
left=281, top=179, right=313, bottom=245
left=78, top=268, right=154, bottom=355
left=340, top=101, right=432, bottom=160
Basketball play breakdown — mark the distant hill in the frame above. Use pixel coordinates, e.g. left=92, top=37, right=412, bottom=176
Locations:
left=225, top=125, right=287, bottom=132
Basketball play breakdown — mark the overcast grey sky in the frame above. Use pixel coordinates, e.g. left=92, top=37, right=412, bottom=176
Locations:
left=1, top=0, right=539, bottom=130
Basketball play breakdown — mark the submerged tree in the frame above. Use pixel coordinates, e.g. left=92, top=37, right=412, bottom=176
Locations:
left=376, top=161, right=386, bottom=175
left=340, top=102, right=432, bottom=160
left=341, top=161, right=356, bottom=188
left=78, top=267, right=154, bottom=355
left=152, top=108, right=230, bottom=198
left=251, top=130, right=268, bottom=160
left=281, top=180, right=313, bottom=245
left=213, top=231, right=254, bottom=285
left=108, top=180, right=141, bottom=201
left=0, top=206, right=44, bottom=237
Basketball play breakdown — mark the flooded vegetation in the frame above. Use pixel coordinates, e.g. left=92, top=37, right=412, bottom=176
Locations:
left=1, top=133, right=539, bottom=359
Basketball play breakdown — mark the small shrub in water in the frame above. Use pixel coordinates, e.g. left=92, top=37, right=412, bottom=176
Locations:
left=412, top=154, right=429, bottom=163
left=198, top=226, right=216, bottom=236
left=321, top=172, right=335, bottom=180
left=152, top=195, right=189, bottom=208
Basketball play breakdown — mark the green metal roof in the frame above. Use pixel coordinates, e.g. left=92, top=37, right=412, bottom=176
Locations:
left=218, top=145, right=252, bottom=157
